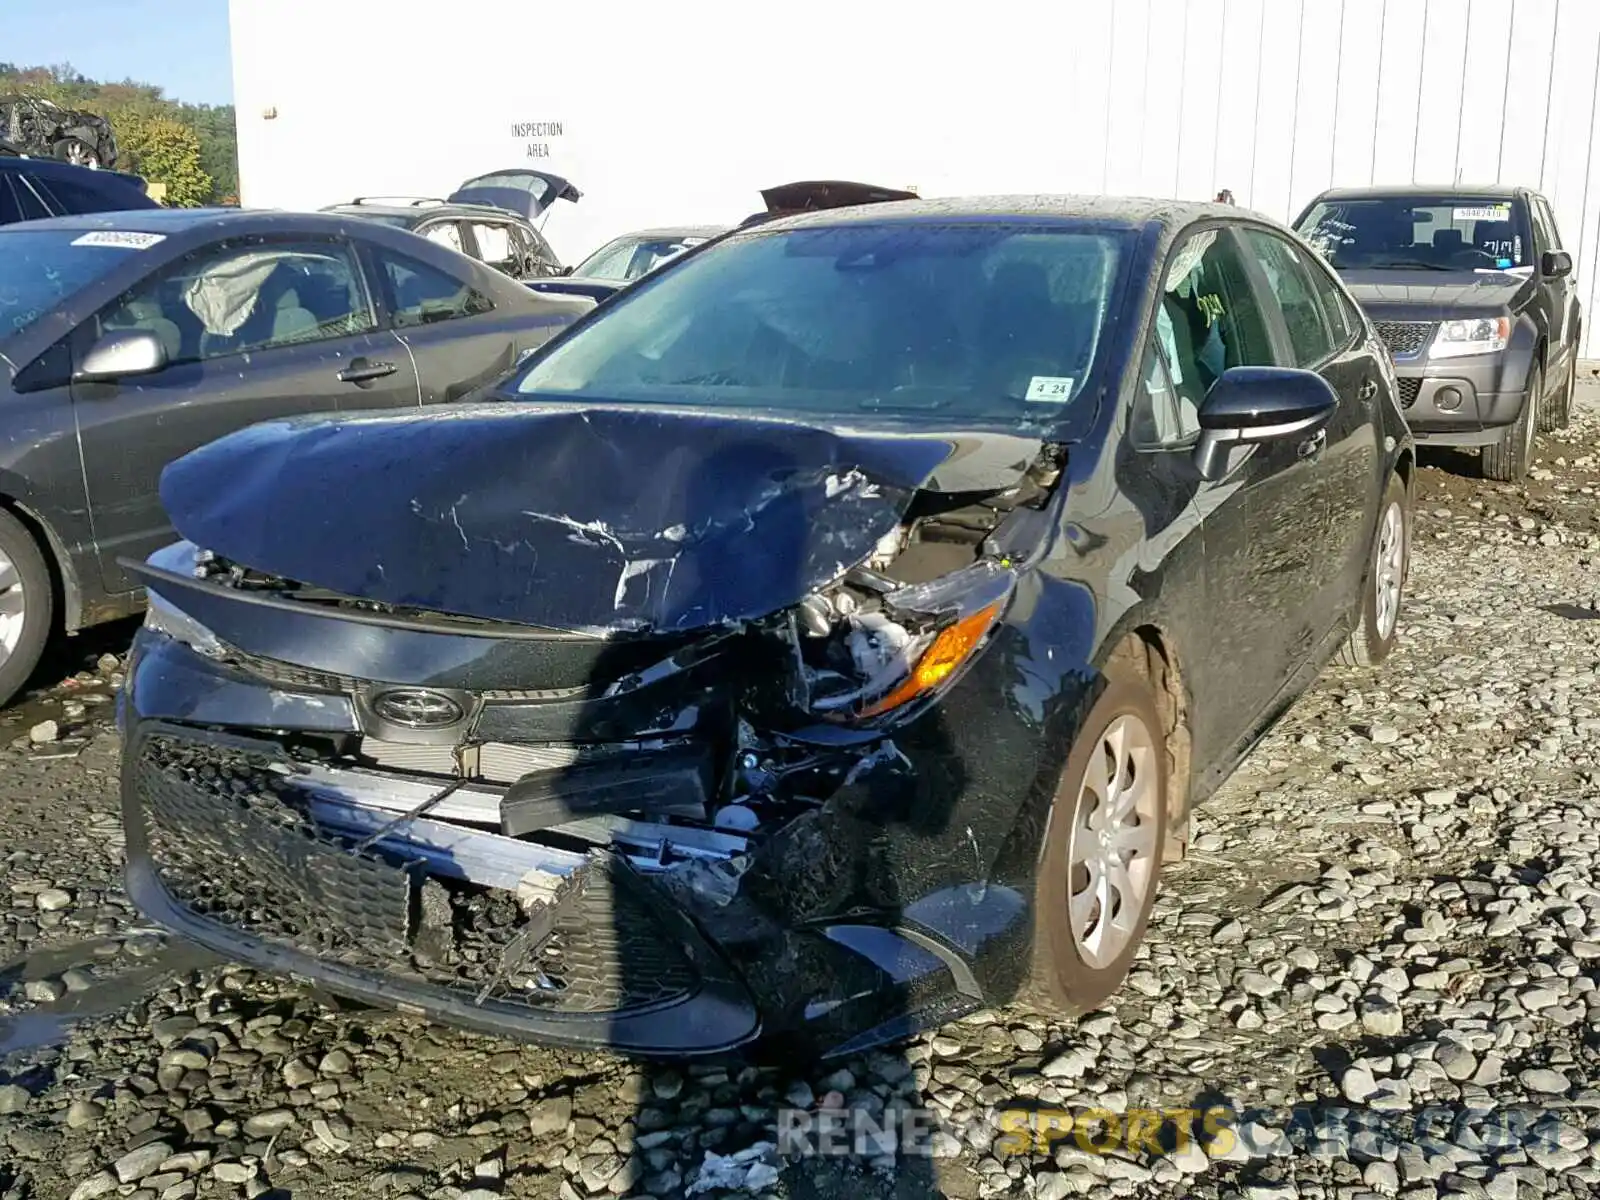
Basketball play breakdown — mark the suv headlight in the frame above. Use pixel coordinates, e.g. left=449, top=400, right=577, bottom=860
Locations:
left=1430, top=317, right=1509, bottom=359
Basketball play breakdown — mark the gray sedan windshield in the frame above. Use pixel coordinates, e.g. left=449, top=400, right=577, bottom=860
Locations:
left=513, top=222, right=1126, bottom=423
left=0, top=228, right=149, bottom=338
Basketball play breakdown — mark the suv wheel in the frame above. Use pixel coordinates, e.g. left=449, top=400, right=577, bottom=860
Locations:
left=1339, top=473, right=1410, bottom=668
left=52, top=137, right=98, bottom=168
left=1538, top=355, right=1576, bottom=432
left=0, top=508, right=53, bottom=708
left=1024, top=658, right=1167, bottom=1014
left=1482, top=363, right=1540, bottom=482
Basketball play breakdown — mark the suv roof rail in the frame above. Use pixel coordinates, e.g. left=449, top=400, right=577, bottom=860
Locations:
left=347, top=195, right=446, bottom=207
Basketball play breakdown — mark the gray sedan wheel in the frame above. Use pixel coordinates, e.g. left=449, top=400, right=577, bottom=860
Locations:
left=0, top=509, right=52, bottom=709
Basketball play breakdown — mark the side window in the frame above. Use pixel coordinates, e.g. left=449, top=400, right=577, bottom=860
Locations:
left=33, top=174, right=129, bottom=215
left=468, top=222, right=516, bottom=274
left=11, top=172, right=55, bottom=221
left=99, top=241, right=376, bottom=365
left=421, top=221, right=466, bottom=255
left=1133, top=226, right=1276, bottom=448
left=1531, top=198, right=1562, bottom=253
left=1303, top=256, right=1355, bottom=348
left=379, top=250, right=495, bottom=328
left=0, top=177, right=20, bottom=225
left=1241, top=228, right=1335, bottom=368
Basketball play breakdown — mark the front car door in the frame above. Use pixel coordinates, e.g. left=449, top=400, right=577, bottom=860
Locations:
left=1240, top=226, right=1382, bottom=635
left=1529, top=194, right=1576, bottom=379
left=72, top=236, right=420, bottom=594
left=463, top=218, right=524, bottom=279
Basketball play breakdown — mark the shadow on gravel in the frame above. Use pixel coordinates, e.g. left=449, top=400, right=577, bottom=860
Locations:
left=1539, top=603, right=1600, bottom=620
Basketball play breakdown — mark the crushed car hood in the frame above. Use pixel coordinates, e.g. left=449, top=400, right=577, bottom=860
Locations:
left=1340, top=269, right=1532, bottom=320
left=157, top=405, right=1042, bottom=634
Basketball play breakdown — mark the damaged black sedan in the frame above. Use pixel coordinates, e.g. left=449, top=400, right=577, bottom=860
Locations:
left=118, top=196, right=1414, bottom=1058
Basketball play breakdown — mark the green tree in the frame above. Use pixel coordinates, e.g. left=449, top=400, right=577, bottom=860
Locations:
left=118, top=114, right=212, bottom=206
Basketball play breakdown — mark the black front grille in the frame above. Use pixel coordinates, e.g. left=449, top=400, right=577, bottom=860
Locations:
left=1397, top=378, right=1422, bottom=409
left=131, top=733, right=700, bottom=1015
left=1375, top=321, right=1435, bottom=358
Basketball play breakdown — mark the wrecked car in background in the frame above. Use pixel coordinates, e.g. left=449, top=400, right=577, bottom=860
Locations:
left=0, top=93, right=118, bottom=168
left=526, top=225, right=726, bottom=303
left=118, top=196, right=1414, bottom=1056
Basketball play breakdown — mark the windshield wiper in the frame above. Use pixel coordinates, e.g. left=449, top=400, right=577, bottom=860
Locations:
left=1365, top=259, right=1455, bottom=272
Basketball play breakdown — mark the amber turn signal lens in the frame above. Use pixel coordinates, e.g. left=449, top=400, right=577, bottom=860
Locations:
left=859, top=601, right=1003, bottom=718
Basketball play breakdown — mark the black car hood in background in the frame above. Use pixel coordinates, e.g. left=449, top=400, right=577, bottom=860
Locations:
left=158, top=405, right=1041, bottom=634
left=1340, top=269, right=1532, bottom=321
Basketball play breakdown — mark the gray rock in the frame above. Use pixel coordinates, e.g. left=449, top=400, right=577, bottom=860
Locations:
left=0, top=1083, right=30, bottom=1114
left=527, top=1095, right=573, bottom=1137
left=65, top=1099, right=104, bottom=1129
left=211, top=1161, right=257, bottom=1184
left=1342, top=1065, right=1378, bottom=1103
left=67, top=1172, right=117, bottom=1200
left=29, top=720, right=59, bottom=744
left=113, top=1141, right=174, bottom=1184
left=1518, top=1068, right=1569, bottom=1094
left=1437, top=1043, right=1478, bottom=1081
left=1366, top=1160, right=1400, bottom=1194
left=34, top=887, right=72, bottom=911
left=242, top=1108, right=295, bottom=1137
left=318, top=1049, right=352, bottom=1075
left=23, top=978, right=65, bottom=1003
left=1361, top=996, right=1404, bottom=1037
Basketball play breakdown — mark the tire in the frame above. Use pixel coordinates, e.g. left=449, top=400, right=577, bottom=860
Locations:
left=1544, top=353, right=1577, bottom=431
left=1022, top=660, right=1168, bottom=1015
left=1338, top=473, right=1410, bottom=669
left=52, top=137, right=97, bottom=168
left=1481, top=363, right=1540, bottom=482
left=0, top=508, right=53, bottom=709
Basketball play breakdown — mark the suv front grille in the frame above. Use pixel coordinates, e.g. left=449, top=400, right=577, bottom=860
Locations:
left=1375, top=321, right=1435, bottom=359
left=1397, top=379, right=1422, bottom=409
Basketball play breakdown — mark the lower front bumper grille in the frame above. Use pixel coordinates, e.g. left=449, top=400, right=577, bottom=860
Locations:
left=1397, top=378, right=1422, bottom=409
left=125, top=730, right=731, bottom=1032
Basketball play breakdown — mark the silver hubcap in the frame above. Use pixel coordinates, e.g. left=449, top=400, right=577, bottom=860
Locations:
left=66, top=143, right=95, bottom=167
left=1374, top=501, right=1405, bottom=641
left=1066, top=713, right=1160, bottom=969
left=0, top=548, right=24, bottom=667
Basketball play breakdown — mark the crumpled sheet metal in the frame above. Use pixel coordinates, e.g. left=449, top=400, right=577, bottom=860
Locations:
left=158, top=404, right=1027, bottom=634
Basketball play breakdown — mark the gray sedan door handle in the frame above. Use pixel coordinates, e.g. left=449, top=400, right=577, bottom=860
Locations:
left=1298, top=428, right=1328, bottom=460
left=338, top=359, right=398, bottom=385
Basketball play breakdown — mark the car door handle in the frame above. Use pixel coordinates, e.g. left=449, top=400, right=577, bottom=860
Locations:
left=1357, top=378, right=1378, bottom=401
left=338, top=359, right=397, bottom=384
left=1297, top=428, right=1328, bottom=460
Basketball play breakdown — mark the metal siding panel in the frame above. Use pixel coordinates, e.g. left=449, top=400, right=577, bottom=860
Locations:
left=1214, top=0, right=1268, bottom=207
left=1105, top=0, right=1153, bottom=194
left=1251, top=0, right=1305, bottom=218
left=1455, top=0, right=1516, bottom=185
left=1413, top=0, right=1473, bottom=185
left=1177, top=0, right=1229, bottom=201
left=1499, top=0, right=1560, bottom=184
left=1372, top=0, right=1429, bottom=183
left=1068, top=4, right=1117, bottom=194
left=1330, top=0, right=1385, bottom=188
left=1288, top=0, right=1345, bottom=219
left=1141, top=0, right=1191, bottom=197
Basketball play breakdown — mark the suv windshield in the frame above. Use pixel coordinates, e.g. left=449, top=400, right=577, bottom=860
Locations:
left=1295, top=195, right=1532, bottom=272
left=512, top=221, right=1128, bottom=424
left=0, top=228, right=149, bottom=339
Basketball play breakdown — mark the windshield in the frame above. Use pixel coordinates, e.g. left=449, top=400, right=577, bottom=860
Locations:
left=512, top=221, right=1128, bottom=425
left=1296, top=195, right=1532, bottom=271
left=0, top=228, right=150, bottom=339
left=574, top=234, right=711, bottom=281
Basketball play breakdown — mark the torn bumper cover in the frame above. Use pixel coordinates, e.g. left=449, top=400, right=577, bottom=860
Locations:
left=120, top=405, right=1068, bottom=1055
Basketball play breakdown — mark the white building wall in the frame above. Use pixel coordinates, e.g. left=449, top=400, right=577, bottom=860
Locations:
left=231, top=0, right=1600, bottom=354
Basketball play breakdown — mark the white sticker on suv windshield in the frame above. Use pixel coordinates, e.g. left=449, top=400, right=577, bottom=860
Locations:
left=70, top=230, right=166, bottom=249
left=1025, top=376, right=1075, bottom=402
left=1453, top=205, right=1510, bottom=221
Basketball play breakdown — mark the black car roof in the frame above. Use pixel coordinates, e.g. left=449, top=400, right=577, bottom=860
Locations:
left=1311, top=183, right=1526, bottom=202
left=2, top=208, right=370, bottom=237
left=0, top=155, right=145, bottom=189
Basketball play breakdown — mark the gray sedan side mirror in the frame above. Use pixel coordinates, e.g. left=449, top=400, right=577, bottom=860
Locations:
left=1192, top=366, right=1339, bottom=481
left=76, top=329, right=168, bottom=382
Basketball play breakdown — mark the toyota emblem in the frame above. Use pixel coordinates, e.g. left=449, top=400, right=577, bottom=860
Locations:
left=369, top=688, right=466, bottom=729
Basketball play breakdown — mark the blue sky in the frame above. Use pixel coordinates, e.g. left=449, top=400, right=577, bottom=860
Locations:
left=2, top=0, right=232, bottom=106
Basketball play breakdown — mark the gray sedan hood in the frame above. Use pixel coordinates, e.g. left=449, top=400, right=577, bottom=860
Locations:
left=157, top=404, right=1042, bottom=634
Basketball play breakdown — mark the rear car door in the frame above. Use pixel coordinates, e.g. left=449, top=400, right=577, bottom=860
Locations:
left=1142, top=223, right=1324, bottom=746
left=1240, top=226, right=1382, bottom=629
left=72, top=236, right=420, bottom=595
left=366, top=243, right=546, bottom=404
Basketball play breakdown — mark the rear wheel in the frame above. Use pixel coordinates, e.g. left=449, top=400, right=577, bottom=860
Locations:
left=1482, top=363, right=1540, bottom=482
left=1539, top=354, right=1576, bottom=432
left=1338, top=473, right=1409, bottom=668
left=52, top=137, right=98, bottom=168
left=0, top=508, right=53, bottom=709
left=1023, top=660, right=1167, bottom=1014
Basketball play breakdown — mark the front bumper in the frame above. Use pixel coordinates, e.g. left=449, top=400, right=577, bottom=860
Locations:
left=1380, top=327, right=1528, bottom=445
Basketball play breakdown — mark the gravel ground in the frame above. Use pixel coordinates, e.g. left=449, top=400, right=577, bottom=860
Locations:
left=5, top=385, right=1600, bottom=1200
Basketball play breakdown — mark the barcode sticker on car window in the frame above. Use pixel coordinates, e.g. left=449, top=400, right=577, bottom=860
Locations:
left=1453, top=206, right=1510, bottom=221
left=1025, top=376, right=1075, bottom=402
left=70, top=231, right=166, bottom=249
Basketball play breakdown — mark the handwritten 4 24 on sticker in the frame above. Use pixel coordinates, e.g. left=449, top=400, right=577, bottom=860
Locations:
left=1025, top=376, right=1075, bottom=403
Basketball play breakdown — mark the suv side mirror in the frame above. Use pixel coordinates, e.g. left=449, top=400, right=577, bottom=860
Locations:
left=1542, top=250, right=1574, bottom=278
left=1192, top=366, right=1339, bottom=481
left=76, top=329, right=168, bottom=382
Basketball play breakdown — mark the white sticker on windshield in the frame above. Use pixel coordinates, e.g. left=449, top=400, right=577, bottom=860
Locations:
left=1453, top=205, right=1510, bottom=221
left=70, top=230, right=166, bottom=249
left=1025, top=376, right=1075, bottom=403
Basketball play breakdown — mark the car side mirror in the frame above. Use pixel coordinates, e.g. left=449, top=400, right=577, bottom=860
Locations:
left=559, top=265, right=574, bottom=276
left=1191, top=366, right=1339, bottom=482
left=75, top=329, right=168, bottom=382
left=1542, top=250, right=1573, bottom=278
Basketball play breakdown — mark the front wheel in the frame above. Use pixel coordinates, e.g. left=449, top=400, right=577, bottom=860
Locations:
left=1482, top=364, right=1540, bottom=482
left=0, top=508, right=53, bottom=709
left=1338, top=472, right=1410, bottom=668
left=1023, top=660, right=1167, bottom=1015
left=52, top=137, right=98, bottom=168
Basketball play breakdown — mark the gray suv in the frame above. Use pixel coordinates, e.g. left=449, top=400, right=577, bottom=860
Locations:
left=1294, top=185, right=1581, bottom=481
